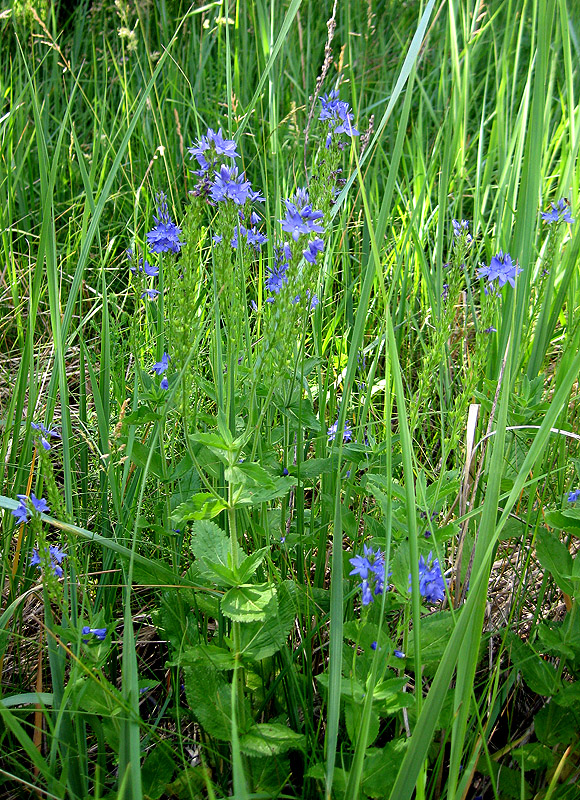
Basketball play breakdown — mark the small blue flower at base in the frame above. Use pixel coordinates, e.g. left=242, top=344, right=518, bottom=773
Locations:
left=82, top=626, right=107, bottom=643
left=409, top=552, right=446, bottom=604
left=160, top=377, right=169, bottom=391
left=567, top=488, right=580, bottom=503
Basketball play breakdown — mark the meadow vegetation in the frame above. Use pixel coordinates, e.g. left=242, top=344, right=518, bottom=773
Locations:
left=1, top=0, right=579, bottom=798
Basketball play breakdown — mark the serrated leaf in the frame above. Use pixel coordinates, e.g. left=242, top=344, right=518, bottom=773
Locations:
left=239, top=723, right=306, bottom=756
left=240, top=581, right=296, bottom=661
left=294, top=456, right=340, bottom=480
left=536, top=527, right=574, bottom=595
left=221, top=584, right=277, bottom=622
left=189, top=520, right=231, bottom=585
left=225, top=462, right=276, bottom=488
left=233, top=476, right=296, bottom=507
left=171, top=493, right=228, bottom=524
left=236, top=548, right=267, bottom=583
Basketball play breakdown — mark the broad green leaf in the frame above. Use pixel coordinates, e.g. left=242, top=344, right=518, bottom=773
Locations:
left=535, top=703, right=579, bottom=746
left=221, top=584, right=278, bottom=622
left=225, top=462, right=276, bottom=488
left=363, top=740, right=408, bottom=798
left=536, top=527, right=574, bottom=595
left=233, top=476, right=296, bottom=507
left=236, top=548, right=268, bottom=583
left=239, top=723, right=306, bottom=756
left=141, top=742, right=177, bottom=800
left=544, top=508, right=580, bottom=533
left=172, top=493, right=228, bottom=524
left=129, top=440, right=165, bottom=479
left=124, top=406, right=162, bottom=424
left=239, top=581, right=296, bottom=661
left=189, top=520, right=231, bottom=584
left=345, top=699, right=380, bottom=746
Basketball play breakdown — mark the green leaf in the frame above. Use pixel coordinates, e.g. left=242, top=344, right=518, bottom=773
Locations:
left=273, top=394, right=321, bottom=432
left=225, top=462, right=276, bottom=488
left=535, top=703, right=579, bottom=745
left=507, top=634, right=557, bottom=696
left=169, top=465, right=201, bottom=512
left=129, top=440, right=165, bottom=479
left=172, top=493, right=228, bottom=524
left=536, top=527, right=574, bottom=595
left=544, top=508, right=580, bottom=533
left=142, top=742, right=176, bottom=799
left=363, top=740, right=408, bottom=798
left=189, top=520, right=231, bottom=584
left=183, top=646, right=252, bottom=741
left=233, top=476, right=296, bottom=507
left=239, top=581, right=296, bottom=661
left=239, top=723, right=306, bottom=756
left=124, top=406, right=162, bottom=425
left=345, top=699, right=380, bottom=746
left=236, top=548, right=268, bottom=583
left=221, top=584, right=278, bottom=622
left=510, top=743, right=555, bottom=771
left=294, top=456, right=340, bottom=480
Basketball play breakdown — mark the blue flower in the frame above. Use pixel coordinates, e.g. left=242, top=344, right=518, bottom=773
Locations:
left=484, top=326, right=497, bottom=334
left=327, top=419, right=353, bottom=443
left=30, top=544, right=67, bottom=578
left=452, top=219, right=472, bottom=242
left=188, top=127, right=239, bottom=172
left=152, top=353, right=171, bottom=375
left=303, top=237, right=324, bottom=264
left=541, top=199, right=574, bottom=224
left=349, top=544, right=389, bottom=606
left=319, top=90, right=359, bottom=142
left=146, top=191, right=184, bottom=254
left=279, top=199, right=324, bottom=241
left=210, top=165, right=252, bottom=205
left=393, top=650, right=405, bottom=659
left=160, top=377, right=169, bottom=390
left=245, top=226, right=268, bottom=250
left=82, top=626, right=107, bottom=643
left=567, top=488, right=580, bottom=503
left=141, top=288, right=160, bottom=300
left=477, top=250, right=522, bottom=289
left=409, top=552, right=446, bottom=604
left=31, top=422, right=61, bottom=451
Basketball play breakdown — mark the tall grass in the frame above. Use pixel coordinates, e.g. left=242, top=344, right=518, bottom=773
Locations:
left=1, top=1, right=579, bottom=798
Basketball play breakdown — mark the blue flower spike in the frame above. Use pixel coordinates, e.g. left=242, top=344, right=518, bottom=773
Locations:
left=349, top=544, right=390, bottom=606
left=31, top=422, right=61, bottom=451
left=408, top=552, right=446, bottom=604
left=146, top=191, right=184, bottom=254
left=541, top=199, right=574, bottom=225
left=30, top=544, right=67, bottom=578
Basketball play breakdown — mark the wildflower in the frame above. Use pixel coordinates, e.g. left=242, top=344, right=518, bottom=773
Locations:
left=349, top=544, right=389, bottom=606
left=152, top=353, right=171, bottom=375
left=30, top=544, right=67, bottom=578
left=408, top=552, right=446, bottom=604
left=31, top=422, right=61, bottom=451
left=143, top=260, right=159, bottom=277
left=476, top=250, right=522, bottom=289
left=141, top=288, right=160, bottom=300
left=371, top=641, right=378, bottom=651
left=160, top=377, right=169, bottom=390
left=303, top=237, right=324, bottom=264
left=319, top=90, right=359, bottom=142
left=213, top=233, right=223, bottom=244
left=12, top=498, right=30, bottom=524
left=282, top=467, right=289, bottom=476
left=146, top=191, right=184, bottom=254
left=484, top=326, right=497, bottom=334
left=210, top=165, right=252, bottom=205
left=14, top=493, right=50, bottom=524
left=327, top=419, right=353, bottom=443
left=245, top=226, right=268, bottom=251
left=452, top=219, right=473, bottom=242
left=567, top=488, right=580, bottom=503
left=541, top=199, right=574, bottom=224
left=393, top=650, right=405, bottom=659
left=82, top=626, right=107, bottom=643
left=188, top=127, right=239, bottom=172
left=279, top=199, right=324, bottom=241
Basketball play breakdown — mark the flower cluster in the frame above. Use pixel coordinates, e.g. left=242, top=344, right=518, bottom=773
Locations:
left=568, top=488, right=580, bottom=503
left=279, top=194, right=324, bottom=241
left=452, top=218, right=473, bottom=243
left=188, top=127, right=240, bottom=173
left=146, top=191, right=184, bottom=255
left=408, top=552, right=446, bottom=604
left=476, top=250, right=521, bottom=290
left=31, top=422, right=61, bottom=451
left=30, top=545, right=67, bottom=578
left=12, top=493, right=49, bottom=524
left=349, top=544, right=388, bottom=606
left=319, top=90, right=359, bottom=147
left=265, top=243, right=292, bottom=300
left=327, top=419, right=353, bottom=443
left=541, top=199, right=574, bottom=225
